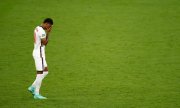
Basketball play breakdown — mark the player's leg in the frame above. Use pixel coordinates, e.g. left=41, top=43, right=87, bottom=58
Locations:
left=33, top=58, right=48, bottom=99
left=29, top=56, right=42, bottom=95
left=34, top=71, right=44, bottom=95
left=28, top=71, right=43, bottom=95
left=34, top=57, right=47, bottom=99
left=29, top=56, right=46, bottom=99
left=33, top=70, right=47, bottom=99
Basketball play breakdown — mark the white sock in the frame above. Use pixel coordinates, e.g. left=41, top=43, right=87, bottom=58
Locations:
left=31, top=71, right=48, bottom=95
left=33, top=74, right=44, bottom=95
left=42, top=71, right=48, bottom=79
left=32, top=71, right=49, bottom=86
left=32, top=79, right=37, bottom=87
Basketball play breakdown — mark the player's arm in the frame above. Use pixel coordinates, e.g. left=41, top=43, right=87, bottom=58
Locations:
left=41, top=37, right=48, bottom=45
left=40, top=32, right=48, bottom=45
left=41, top=26, right=52, bottom=45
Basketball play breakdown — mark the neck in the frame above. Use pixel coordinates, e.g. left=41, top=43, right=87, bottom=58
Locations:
left=40, top=24, right=46, bottom=30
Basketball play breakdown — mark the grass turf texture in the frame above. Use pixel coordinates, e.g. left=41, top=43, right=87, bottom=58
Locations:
left=0, top=0, right=180, bottom=107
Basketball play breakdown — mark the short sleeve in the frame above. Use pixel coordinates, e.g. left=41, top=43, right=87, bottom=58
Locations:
left=38, top=28, right=46, bottom=39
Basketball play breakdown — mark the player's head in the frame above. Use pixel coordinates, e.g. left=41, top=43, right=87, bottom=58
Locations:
left=42, top=18, right=53, bottom=30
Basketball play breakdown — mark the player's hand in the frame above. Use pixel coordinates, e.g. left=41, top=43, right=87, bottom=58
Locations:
left=46, top=26, right=52, bottom=33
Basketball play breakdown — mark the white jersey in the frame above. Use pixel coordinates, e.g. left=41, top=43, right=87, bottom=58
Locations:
left=33, top=26, right=46, bottom=58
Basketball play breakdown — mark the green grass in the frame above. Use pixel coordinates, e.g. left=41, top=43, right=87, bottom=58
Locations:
left=0, top=0, right=180, bottom=107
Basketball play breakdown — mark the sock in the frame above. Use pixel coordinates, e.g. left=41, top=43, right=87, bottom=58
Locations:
left=31, top=71, right=48, bottom=95
left=42, top=71, right=48, bottom=79
left=33, top=74, right=44, bottom=95
left=32, top=79, right=37, bottom=87
left=32, top=71, right=48, bottom=86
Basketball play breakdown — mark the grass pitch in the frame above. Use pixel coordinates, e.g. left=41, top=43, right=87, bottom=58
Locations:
left=0, top=0, right=180, bottom=108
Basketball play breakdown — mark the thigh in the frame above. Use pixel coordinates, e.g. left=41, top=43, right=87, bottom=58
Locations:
left=33, top=56, right=43, bottom=71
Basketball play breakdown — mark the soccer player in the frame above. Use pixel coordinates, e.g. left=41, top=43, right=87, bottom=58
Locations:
left=28, top=18, right=53, bottom=99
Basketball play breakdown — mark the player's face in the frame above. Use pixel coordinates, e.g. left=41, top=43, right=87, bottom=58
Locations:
left=45, top=23, right=52, bottom=30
